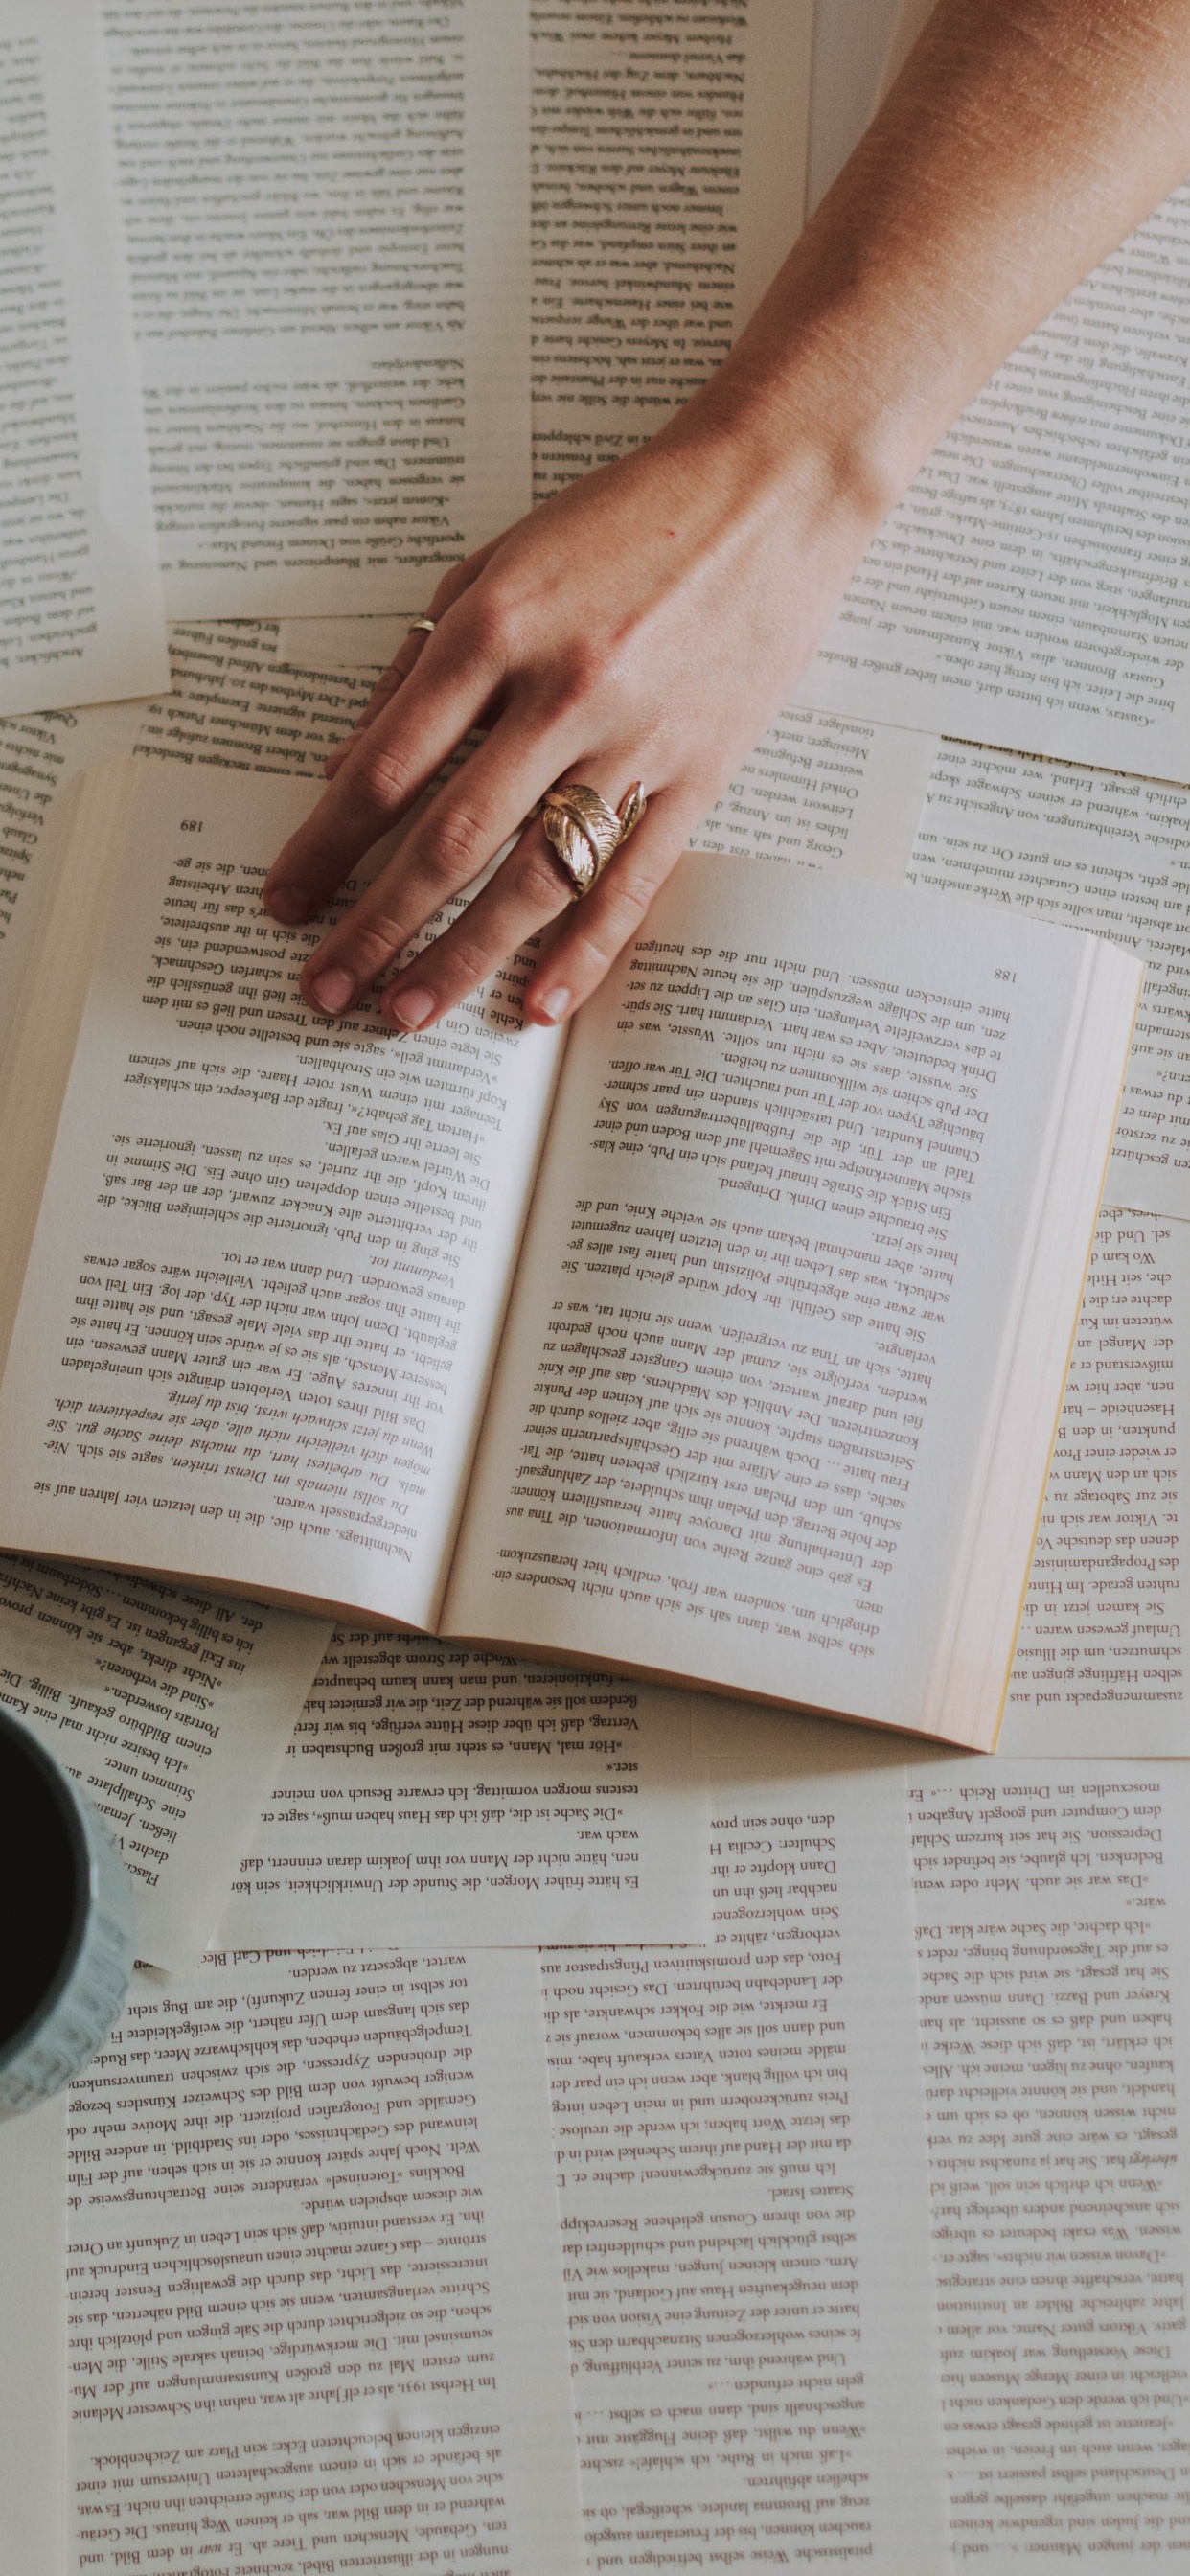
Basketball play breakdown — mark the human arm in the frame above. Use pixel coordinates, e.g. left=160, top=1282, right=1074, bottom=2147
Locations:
left=263, top=0, right=1190, bottom=1034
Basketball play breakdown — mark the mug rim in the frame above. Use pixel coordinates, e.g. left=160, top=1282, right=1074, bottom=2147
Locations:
left=0, top=1697, right=93, bottom=2076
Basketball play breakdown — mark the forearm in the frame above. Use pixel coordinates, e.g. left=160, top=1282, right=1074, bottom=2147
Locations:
left=667, top=0, right=1190, bottom=531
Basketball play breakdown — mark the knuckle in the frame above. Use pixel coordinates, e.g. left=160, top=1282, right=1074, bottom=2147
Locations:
left=346, top=913, right=410, bottom=975
left=436, top=926, right=497, bottom=989
left=339, top=742, right=417, bottom=819
left=424, top=803, right=492, bottom=882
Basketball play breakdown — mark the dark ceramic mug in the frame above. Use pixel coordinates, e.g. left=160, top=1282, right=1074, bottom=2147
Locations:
left=0, top=1699, right=136, bottom=2119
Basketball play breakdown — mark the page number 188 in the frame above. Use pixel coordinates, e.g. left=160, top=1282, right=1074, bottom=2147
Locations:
left=995, top=967, right=1016, bottom=981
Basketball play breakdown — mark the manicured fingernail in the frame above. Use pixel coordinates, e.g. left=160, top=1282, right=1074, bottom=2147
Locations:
left=311, top=968, right=355, bottom=1014
left=385, top=986, right=436, bottom=1030
left=264, top=887, right=308, bottom=925
left=533, top=987, right=571, bottom=1024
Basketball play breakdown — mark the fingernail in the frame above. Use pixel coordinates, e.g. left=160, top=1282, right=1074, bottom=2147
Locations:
left=385, top=986, right=435, bottom=1030
left=310, top=968, right=355, bottom=1014
left=532, top=987, right=571, bottom=1024
left=264, top=887, right=308, bottom=924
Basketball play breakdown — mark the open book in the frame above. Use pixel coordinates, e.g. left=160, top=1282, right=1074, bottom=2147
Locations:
left=0, top=763, right=1141, bottom=1748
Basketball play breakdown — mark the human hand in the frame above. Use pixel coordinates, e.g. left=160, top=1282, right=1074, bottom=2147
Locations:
left=261, top=402, right=881, bottom=1033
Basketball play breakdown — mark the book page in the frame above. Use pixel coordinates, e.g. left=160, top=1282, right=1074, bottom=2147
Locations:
left=65, top=1947, right=584, bottom=2576
left=907, top=739, right=1190, bottom=1222
left=102, top=0, right=531, bottom=617
left=135, top=624, right=372, bottom=779
left=0, top=0, right=168, bottom=717
left=998, top=1210, right=1190, bottom=1760
left=0, top=699, right=152, bottom=1052
left=698, top=704, right=937, bottom=881
left=446, top=855, right=1109, bottom=1734
left=544, top=1712, right=948, bottom=2573
left=0, top=2094, right=66, bottom=2576
left=0, top=624, right=376, bottom=1056
left=530, top=0, right=812, bottom=501
left=0, top=764, right=564, bottom=1624
left=0, top=1552, right=328, bottom=1969
left=799, top=183, right=1190, bottom=785
left=906, top=1754, right=1190, bottom=2568
left=217, top=1637, right=708, bottom=1948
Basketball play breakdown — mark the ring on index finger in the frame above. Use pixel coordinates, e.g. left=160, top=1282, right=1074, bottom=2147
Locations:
left=538, top=780, right=647, bottom=898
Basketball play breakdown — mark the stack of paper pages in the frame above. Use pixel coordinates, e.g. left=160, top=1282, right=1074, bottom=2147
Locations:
left=7, top=4, right=1190, bottom=2574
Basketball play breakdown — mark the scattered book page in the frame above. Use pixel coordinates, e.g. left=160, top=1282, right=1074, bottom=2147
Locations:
left=0, top=764, right=566, bottom=1624
left=217, top=1638, right=708, bottom=1948
left=101, top=0, right=532, bottom=616
left=698, top=705, right=937, bottom=880
left=544, top=1710, right=949, bottom=2574
left=799, top=183, right=1190, bottom=784
left=907, top=740, right=1190, bottom=1222
left=66, top=1949, right=584, bottom=2576
left=998, top=1210, right=1190, bottom=1759
left=0, top=0, right=168, bottom=717
left=133, top=624, right=372, bottom=778
left=0, top=2094, right=66, bottom=2576
left=530, top=0, right=813, bottom=502
left=0, top=1553, right=328, bottom=1969
left=904, top=1752, right=1190, bottom=2568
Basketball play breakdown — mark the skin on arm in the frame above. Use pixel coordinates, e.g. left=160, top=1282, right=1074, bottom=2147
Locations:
left=262, top=0, right=1190, bottom=1035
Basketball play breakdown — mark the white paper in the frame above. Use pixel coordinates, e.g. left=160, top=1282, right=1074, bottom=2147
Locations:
left=102, top=0, right=531, bottom=618
left=530, top=0, right=812, bottom=504
left=699, top=703, right=938, bottom=880
left=0, top=1553, right=328, bottom=1968
left=0, top=763, right=565, bottom=1625
left=907, top=738, right=1190, bottom=1221
left=0, top=2094, right=66, bottom=2576
left=0, top=627, right=376, bottom=1068
left=800, top=181, right=1190, bottom=784
left=65, top=1948, right=584, bottom=2576
left=905, top=1754, right=1190, bottom=2568
left=218, top=1635, right=708, bottom=1948
left=136, top=624, right=373, bottom=778
left=545, top=1709, right=948, bottom=2572
left=0, top=700, right=152, bottom=1058
left=0, top=0, right=168, bottom=719
left=445, top=858, right=1121, bottom=1738
left=997, top=1209, right=1190, bottom=1759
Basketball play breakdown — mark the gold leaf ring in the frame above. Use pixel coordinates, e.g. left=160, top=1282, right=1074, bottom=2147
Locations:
left=539, top=781, right=647, bottom=899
